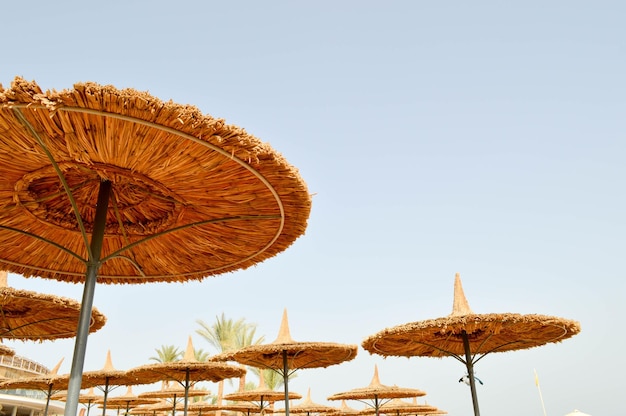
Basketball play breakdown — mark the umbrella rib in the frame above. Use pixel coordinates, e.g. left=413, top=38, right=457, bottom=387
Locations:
left=100, top=214, right=280, bottom=265
left=12, top=107, right=93, bottom=260
left=0, top=315, right=89, bottom=339
left=0, top=225, right=86, bottom=263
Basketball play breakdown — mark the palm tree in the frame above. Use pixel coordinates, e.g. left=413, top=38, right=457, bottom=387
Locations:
left=196, top=313, right=265, bottom=415
left=194, top=348, right=210, bottom=362
left=149, top=344, right=182, bottom=363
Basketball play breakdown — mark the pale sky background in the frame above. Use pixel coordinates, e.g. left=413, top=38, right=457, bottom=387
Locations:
left=1, top=1, right=624, bottom=415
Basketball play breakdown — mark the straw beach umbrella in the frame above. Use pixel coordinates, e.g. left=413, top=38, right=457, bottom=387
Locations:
left=361, top=273, right=581, bottom=416
left=223, top=371, right=301, bottom=413
left=127, top=337, right=245, bottom=416
left=276, top=388, right=339, bottom=416
left=51, top=387, right=103, bottom=416
left=216, top=309, right=357, bottom=416
left=327, top=365, right=426, bottom=416
left=0, top=77, right=311, bottom=416
left=356, top=398, right=441, bottom=416
left=76, top=350, right=148, bottom=416
left=138, top=383, right=210, bottom=416
left=96, top=386, right=160, bottom=416
left=0, top=358, right=67, bottom=416
left=0, top=271, right=106, bottom=341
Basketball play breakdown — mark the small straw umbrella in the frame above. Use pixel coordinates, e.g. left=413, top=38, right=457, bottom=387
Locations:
left=127, top=337, right=246, bottom=416
left=189, top=401, right=262, bottom=416
left=96, top=385, right=160, bottom=416
left=0, top=271, right=106, bottom=341
left=0, top=77, right=311, bottom=416
left=0, top=343, right=14, bottom=356
left=361, top=273, right=582, bottom=416
left=276, top=388, right=339, bottom=416
left=127, top=401, right=172, bottom=416
left=327, top=365, right=426, bottom=416
left=0, top=358, right=67, bottom=416
left=356, top=398, right=441, bottom=416
left=223, top=370, right=301, bottom=414
left=216, top=309, right=357, bottom=416
left=51, top=387, right=103, bottom=416
left=75, top=350, right=147, bottom=416
left=139, top=383, right=210, bottom=416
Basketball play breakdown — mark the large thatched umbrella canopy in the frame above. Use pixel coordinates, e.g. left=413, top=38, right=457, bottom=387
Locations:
left=0, top=77, right=311, bottom=416
left=0, top=77, right=312, bottom=283
left=361, top=273, right=581, bottom=416
left=0, top=271, right=106, bottom=341
left=215, top=309, right=357, bottom=416
left=327, top=365, right=426, bottom=416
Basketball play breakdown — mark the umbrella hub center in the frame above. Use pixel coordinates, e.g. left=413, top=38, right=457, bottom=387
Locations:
left=14, top=162, right=183, bottom=235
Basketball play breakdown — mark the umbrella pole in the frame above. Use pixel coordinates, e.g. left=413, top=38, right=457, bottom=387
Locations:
left=101, top=380, right=111, bottom=416
left=184, top=371, right=191, bottom=416
left=461, top=331, right=481, bottom=416
left=282, top=350, right=290, bottom=416
left=65, top=180, right=112, bottom=416
left=44, top=385, right=52, bottom=416
left=374, top=396, right=379, bottom=416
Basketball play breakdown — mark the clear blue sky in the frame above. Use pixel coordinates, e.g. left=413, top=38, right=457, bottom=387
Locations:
left=2, top=2, right=624, bottom=415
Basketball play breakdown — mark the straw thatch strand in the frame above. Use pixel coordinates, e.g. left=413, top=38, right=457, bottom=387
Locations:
left=0, top=77, right=312, bottom=283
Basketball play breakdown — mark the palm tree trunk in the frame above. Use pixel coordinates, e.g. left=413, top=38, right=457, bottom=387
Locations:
left=215, top=379, right=224, bottom=416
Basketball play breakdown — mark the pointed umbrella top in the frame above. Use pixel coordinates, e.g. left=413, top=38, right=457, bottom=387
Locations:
left=368, top=365, right=382, bottom=388
left=182, top=336, right=196, bottom=362
left=101, top=350, right=115, bottom=372
left=273, top=309, right=295, bottom=344
left=450, top=273, right=473, bottom=316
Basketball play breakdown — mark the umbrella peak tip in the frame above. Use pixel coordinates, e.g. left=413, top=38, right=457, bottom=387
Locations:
left=272, top=308, right=295, bottom=344
left=450, top=273, right=474, bottom=316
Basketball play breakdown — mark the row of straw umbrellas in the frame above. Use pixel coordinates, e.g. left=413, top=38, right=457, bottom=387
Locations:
left=0, top=270, right=580, bottom=416
left=0, top=78, right=581, bottom=416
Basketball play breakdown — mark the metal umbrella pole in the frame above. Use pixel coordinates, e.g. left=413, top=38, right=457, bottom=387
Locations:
left=461, top=331, right=481, bottom=416
left=282, top=350, right=290, bottom=416
left=65, top=180, right=111, bottom=416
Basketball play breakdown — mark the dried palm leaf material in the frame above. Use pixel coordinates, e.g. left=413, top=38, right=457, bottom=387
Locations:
left=0, top=271, right=106, bottom=341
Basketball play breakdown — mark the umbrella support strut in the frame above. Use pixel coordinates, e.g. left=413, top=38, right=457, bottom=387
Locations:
left=462, top=331, right=481, bottom=416
left=65, top=180, right=112, bottom=416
